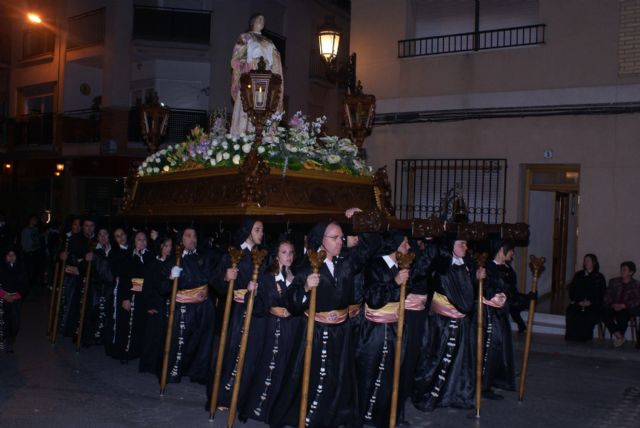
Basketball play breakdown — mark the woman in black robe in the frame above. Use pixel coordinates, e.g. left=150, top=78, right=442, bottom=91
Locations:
left=0, top=248, right=26, bottom=353
left=412, top=239, right=484, bottom=411
left=81, top=228, right=115, bottom=347
left=103, top=227, right=130, bottom=357
left=215, top=218, right=269, bottom=408
left=355, top=230, right=411, bottom=427
left=480, top=241, right=519, bottom=399
left=565, top=254, right=606, bottom=342
left=270, top=215, right=381, bottom=428
left=111, top=231, right=153, bottom=362
left=241, top=240, right=303, bottom=423
left=139, top=236, right=173, bottom=375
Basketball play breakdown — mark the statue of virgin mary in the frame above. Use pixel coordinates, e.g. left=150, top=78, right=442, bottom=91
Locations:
left=229, top=13, right=284, bottom=136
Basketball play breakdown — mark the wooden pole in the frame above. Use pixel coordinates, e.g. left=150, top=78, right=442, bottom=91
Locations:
left=474, top=252, right=488, bottom=418
left=209, top=247, right=244, bottom=420
left=298, top=249, right=326, bottom=428
left=47, top=259, right=61, bottom=336
left=389, top=251, right=415, bottom=428
left=76, top=241, right=97, bottom=352
left=518, top=255, right=545, bottom=401
left=160, top=245, right=183, bottom=395
left=226, top=247, right=268, bottom=428
left=50, top=238, right=69, bottom=345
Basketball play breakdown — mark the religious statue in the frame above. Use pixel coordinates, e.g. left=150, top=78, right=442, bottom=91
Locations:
left=230, top=13, right=284, bottom=136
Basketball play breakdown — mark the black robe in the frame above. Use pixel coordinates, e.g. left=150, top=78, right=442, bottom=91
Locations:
left=163, top=249, right=219, bottom=384
left=355, top=256, right=401, bottom=428
left=412, top=257, right=475, bottom=411
left=565, top=270, right=606, bottom=341
left=481, top=261, right=517, bottom=392
left=59, top=233, right=94, bottom=338
left=270, top=233, right=381, bottom=428
left=215, top=246, right=269, bottom=408
left=103, top=245, right=129, bottom=357
left=110, top=249, right=154, bottom=361
left=80, top=246, right=115, bottom=347
left=241, top=270, right=303, bottom=424
left=0, top=261, right=26, bottom=349
left=139, top=256, right=172, bottom=376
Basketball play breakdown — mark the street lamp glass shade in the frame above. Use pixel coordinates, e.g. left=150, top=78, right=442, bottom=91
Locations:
left=55, top=163, right=64, bottom=171
left=27, top=13, right=42, bottom=24
left=318, top=29, right=340, bottom=62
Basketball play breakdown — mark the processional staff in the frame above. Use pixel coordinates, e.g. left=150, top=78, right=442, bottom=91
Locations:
left=298, top=249, right=326, bottom=428
left=76, top=240, right=97, bottom=352
left=389, top=251, right=416, bottom=428
left=160, top=245, right=183, bottom=395
left=209, top=246, right=244, bottom=420
left=227, top=247, right=268, bottom=428
left=50, top=238, right=70, bottom=345
left=474, top=252, right=488, bottom=418
left=518, top=255, right=545, bottom=401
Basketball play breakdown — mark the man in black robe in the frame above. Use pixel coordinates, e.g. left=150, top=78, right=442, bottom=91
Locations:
left=0, top=248, right=27, bottom=353
left=164, top=227, right=219, bottom=384
left=270, top=209, right=381, bottom=428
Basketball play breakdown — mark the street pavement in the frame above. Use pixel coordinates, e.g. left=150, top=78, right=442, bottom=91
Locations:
left=1, top=288, right=639, bottom=428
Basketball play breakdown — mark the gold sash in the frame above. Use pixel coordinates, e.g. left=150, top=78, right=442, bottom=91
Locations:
left=176, top=284, right=208, bottom=304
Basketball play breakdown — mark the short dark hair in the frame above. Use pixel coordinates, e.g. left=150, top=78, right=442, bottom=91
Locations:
left=583, top=253, right=600, bottom=273
left=621, top=261, right=636, bottom=275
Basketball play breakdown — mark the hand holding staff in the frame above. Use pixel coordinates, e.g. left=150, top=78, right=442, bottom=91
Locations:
left=50, top=238, right=70, bottom=345
left=298, top=249, right=326, bottom=428
left=389, top=251, right=415, bottom=428
left=209, top=246, right=244, bottom=420
left=227, top=247, right=268, bottom=428
left=47, top=257, right=61, bottom=336
left=160, top=245, right=183, bottom=395
left=474, top=252, right=488, bottom=418
left=518, top=255, right=545, bottom=401
left=76, top=241, right=97, bottom=352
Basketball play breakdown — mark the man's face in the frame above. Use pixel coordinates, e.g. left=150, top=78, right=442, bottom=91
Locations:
left=397, top=236, right=410, bottom=255
left=161, top=239, right=173, bottom=258
left=29, top=216, right=38, bottom=227
left=453, top=240, right=468, bottom=258
left=83, top=221, right=95, bottom=238
left=322, top=223, right=343, bottom=258
left=71, top=219, right=81, bottom=234
left=134, top=232, right=147, bottom=251
left=114, top=229, right=127, bottom=247
left=182, top=229, right=197, bottom=251
left=621, top=266, right=634, bottom=280
left=5, top=251, right=16, bottom=264
left=504, top=249, right=515, bottom=262
left=248, top=221, right=264, bottom=246
left=97, top=229, right=109, bottom=246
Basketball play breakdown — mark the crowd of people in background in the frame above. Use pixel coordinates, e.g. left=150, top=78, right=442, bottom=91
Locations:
left=565, top=254, right=640, bottom=348
left=2, top=208, right=636, bottom=427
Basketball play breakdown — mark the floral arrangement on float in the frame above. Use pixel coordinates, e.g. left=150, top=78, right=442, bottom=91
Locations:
left=137, top=111, right=372, bottom=178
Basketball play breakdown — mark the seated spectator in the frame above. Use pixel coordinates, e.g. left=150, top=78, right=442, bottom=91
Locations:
left=602, top=261, right=640, bottom=347
left=565, top=254, right=606, bottom=342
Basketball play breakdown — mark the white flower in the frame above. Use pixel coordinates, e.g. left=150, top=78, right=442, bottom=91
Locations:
left=232, top=154, right=241, bottom=165
left=209, top=158, right=217, bottom=166
left=216, top=152, right=223, bottom=162
left=162, top=165, right=170, bottom=172
left=221, top=141, right=229, bottom=150
left=207, top=149, right=213, bottom=156
left=327, top=154, right=341, bottom=164
left=257, top=146, right=266, bottom=154
left=285, top=143, right=298, bottom=153
left=242, top=143, right=252, bottom=153
left=222, top=152, right=230, bottom=160
left=153, top=167, right=160, bottom=173
left=233, top=144, right=240, bottom=151
left=155, top=158, right=161, bottom=163
left=212, top=140, right=219, bottom=147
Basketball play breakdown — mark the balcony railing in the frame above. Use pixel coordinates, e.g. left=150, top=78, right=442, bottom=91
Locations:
left=394, top=159, right=507, bottom=224
left=10, top=113, right=55, bottom=146
left=128, top=107, right=208, bottom=144
left=398, top=24, right=545, bottom=58
left=132, top=6, right=211, bottom=44
left=67, top=8, right=106, bottom=50
left=59, top=109, right=101, bottom=143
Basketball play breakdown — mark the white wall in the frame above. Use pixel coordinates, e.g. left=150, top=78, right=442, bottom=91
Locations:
left=63, top=62, right=103, bottom=110
left=525, top=190, right=554, bottom=296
